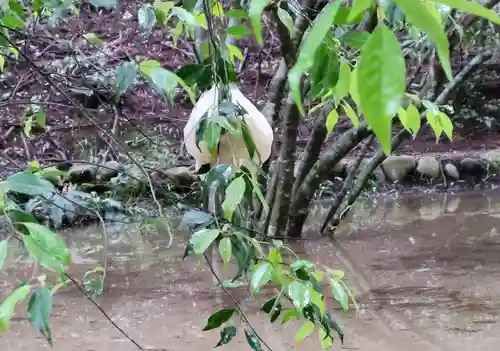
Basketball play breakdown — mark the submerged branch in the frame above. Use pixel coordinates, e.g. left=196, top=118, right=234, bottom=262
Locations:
left=320, top=135, right=374, bottom=234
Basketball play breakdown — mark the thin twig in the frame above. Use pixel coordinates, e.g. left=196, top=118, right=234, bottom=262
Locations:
left=203, top=252, right=273, bottom=351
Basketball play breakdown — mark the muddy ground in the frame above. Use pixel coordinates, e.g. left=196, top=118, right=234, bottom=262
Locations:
left=1, top=0, right=499, bottom=177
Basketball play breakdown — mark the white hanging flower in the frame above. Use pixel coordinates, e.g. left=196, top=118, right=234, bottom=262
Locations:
left=183, top=83, right=273, bottom=171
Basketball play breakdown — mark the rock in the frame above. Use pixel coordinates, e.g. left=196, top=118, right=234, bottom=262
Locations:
left=67, top=164, right=96, bottom=183
left=98, top=160, right=124, bottom=181
left=444, top=163, right=459, bottom=180
left=460, top=157, right=484, bottom=175
left=481, top=149, right=500, bottom=169
left=416, top=156, right=441, bottom=178
left=165, top=166, right=198, bottom=188
left=445, top=196, right=461, bottom=213
left=381, top=155, right=417, bottom=182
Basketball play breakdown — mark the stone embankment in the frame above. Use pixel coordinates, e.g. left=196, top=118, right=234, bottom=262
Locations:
left=331, top=149, right=500, bottom=186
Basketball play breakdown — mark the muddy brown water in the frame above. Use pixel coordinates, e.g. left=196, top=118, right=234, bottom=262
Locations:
left=3, top=190, right=500, bottom=350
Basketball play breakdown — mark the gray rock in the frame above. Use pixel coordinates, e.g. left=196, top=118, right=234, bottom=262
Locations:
left=67, top=164, right=96, bottom=183
left=416, top=156, right=441, bottom=178
left=481, top=149, right=500, bottom=169
left=460, top=157, right=484, bottom=175
left=165, top=166, right=198, bottom=188
left=98, top=160, right=124, bottom=181
left=444, top=163, right=459, bottom=179
left=381, top=155, right=417, bottom=182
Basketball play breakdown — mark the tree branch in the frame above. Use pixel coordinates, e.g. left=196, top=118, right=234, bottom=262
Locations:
left=320, top=135, right=374, bottom=234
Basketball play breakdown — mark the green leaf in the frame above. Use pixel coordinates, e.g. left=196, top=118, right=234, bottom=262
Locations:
left=0, top=240, right=7, bottom=272
left=324, top=312, right=344, bottom=343
left=171, top=6, right=198, bottom=26
left=349, top=64, right=360, bottom=107
left=296, top=321, right=315, bottom=343
left=190, top=228, right=220, bottom=255
left=115, top=61, right=137, bottom=97
left=281, top=309, right=301, bottom=324
left=335, top=59, right=351, bottom=105
left=262, top=296, right=282, bottom=323
left=330, top=279, right=349, bottom=312
left=318, top=328, right=334, bottom=350
left=147, top=66, right=178, bottom=101
left=153, top=0, right=174, bottom=18
left=6, top=171, right=56, bottom=197
left=288, top=281, right=311, bottom=309
left=241, top=121, right=257, bottom=159
left=0, top=283, right=31, bottom=334
left=28, top=287, right=53, bottom=345
left=215, top=326, right=237, bottom=347
left=438, top=112, right=453, bottom=140
left=227, top=44, right=244, bottom=62
left=341, top=101, right=359, bottom=127
left=325, top=109, right=338, bottom=134
left=0, top=55, right=5, bottom=72
left=138, top=4, right=157, bottom=36
left=219, top=237, right=232, bottom=265
left=244, top=328, right=262, bottom=351
left=347, top=0, right=374, bottom=22
left=358, top=23, right=405, bottom=154
left=340, top=31, right=370, bottom=50
left=251, top=261, right=273, bottom=295
left=202, top=309, right=235, bottom=331
left=248, top=0, right=271, bottom=45
left=430, top=0, right=500, bottom=25
left=393, top=0, right=452, bottom=81
left=277, top=8, right=294, bottom=33
left=35, top=109, right=46, bottom=130
left=402, top=103, right=421, bottom=136
left=288, top=0, right=342, bottom=115
left=204, top=119, right=221, bottom=158
left=227, top=24, right=250, bottom=38
left=226, top=9, right=248, bottom=19
left=310, top=289, right=325, bottom=316
left=22, top=222, right=70, bottom=274
left=138, top=59, right=161, bottom=76
left=222, top=176, right=246, bottom=221
left=426, top=110, right=443, bottom=140
left=333, top=6, right=365, bottom=24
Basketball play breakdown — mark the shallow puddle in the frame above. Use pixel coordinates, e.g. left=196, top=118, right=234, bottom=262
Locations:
left=2, top=189, right=500, bottom=350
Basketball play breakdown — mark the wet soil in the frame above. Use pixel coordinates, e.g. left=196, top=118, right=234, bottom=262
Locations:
left=3, top=190, right=500, bottom=350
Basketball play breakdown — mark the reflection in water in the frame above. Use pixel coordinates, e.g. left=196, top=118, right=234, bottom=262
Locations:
left=3, top=190, right=500, bottom=350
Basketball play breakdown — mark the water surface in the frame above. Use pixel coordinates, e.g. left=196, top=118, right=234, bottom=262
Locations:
left=2, top=190, right=500, bottom=350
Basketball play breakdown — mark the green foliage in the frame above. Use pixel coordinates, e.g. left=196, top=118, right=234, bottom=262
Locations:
left=357, top=23, right=405, bottom=154
left=22, top=222, right=71, bottom=274
left=288, top=0, right=343, bottom=115
left=28, top=288, right=53, bottom=345
left=202, top=308, right=235, bottom=331
left=248, top=0, right=272, bottom=45
left=245, top=328, right=262, bottom=350
left=1, top=0, right=499, bottom=349
left=0, top=283, right=31, bottom=335
left=115, top=61, right=138, bottom=98
left=215, top=326, right=237, bottom=347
